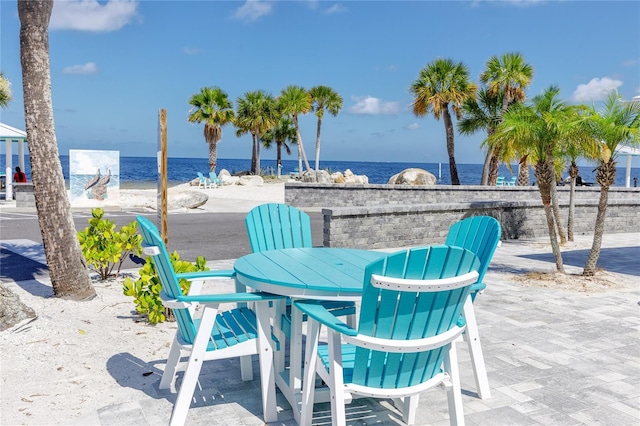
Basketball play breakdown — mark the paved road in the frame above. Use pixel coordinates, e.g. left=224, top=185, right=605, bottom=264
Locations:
left=0, top=210, right=324, bottom=268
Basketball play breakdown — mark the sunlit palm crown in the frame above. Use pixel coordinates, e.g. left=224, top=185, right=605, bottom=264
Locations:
left=279, top=85, right=312, bottom=117
left=309, top=85, right=343, bottom=119
left=410, top=58, right=477, bottom=120
left=0, top=72, right=12, bottom=108
left=593, top=91, right=640, bottom=159
left=480, top=52, right=533, bottom=105
left=188, top=86, right=234, bottom=144
left=235, top=90, right=278, bottom=135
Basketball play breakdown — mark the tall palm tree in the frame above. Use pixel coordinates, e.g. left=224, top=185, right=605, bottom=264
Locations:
left=309, top=85, right=343, bottom=171
left=188, top=86, right=234, bottom=172
left=583, top=92, right=640, bottom=276
left=491, top=86, right=578, bottom=272
left=235, top=90, right=278, bottom=174
left=410, top=58, right=477, bottom=185
left=480, top=52, right=534, bottom=185
left=18, top=0, right=95, bottom=299
left=458, top=88, right=504, bottom=185
left=279, top=85, right=312, bottom=175
left=262, top=116, right=297, bottom=173
left=0, top=72, right=11, bottom=107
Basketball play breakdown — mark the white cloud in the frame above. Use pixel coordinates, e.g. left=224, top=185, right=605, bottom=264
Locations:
left=348, top=96, right=400, bottom=115
left=324, top=3, right=348, bottom=14
left=51, top=0, right=139, bottom=32
left=63, top=62, right=98, bottom=75
left=406, top=123, right=420, bottom=130
left=571, top=77, right=623, bottom=102
left=183, top=47, right=201, bottom=55
left=232, top=1, right=272, bottom=22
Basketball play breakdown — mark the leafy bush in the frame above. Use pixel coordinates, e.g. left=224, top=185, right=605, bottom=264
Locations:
left=78, top=208, right=142, bottom=281
left=122, top=251, right=209, bottom=324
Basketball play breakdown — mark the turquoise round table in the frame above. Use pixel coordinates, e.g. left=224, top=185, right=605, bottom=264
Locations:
left=234, top=247, right=387, bottom=422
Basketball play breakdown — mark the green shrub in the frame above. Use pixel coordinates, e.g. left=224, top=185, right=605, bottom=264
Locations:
left=78, top=208, right=143, bottom=281
left=122, top=251, right=209, bottom=324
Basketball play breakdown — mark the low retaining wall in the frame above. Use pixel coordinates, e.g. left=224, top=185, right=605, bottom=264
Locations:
left=284, top=183, right=639, bottom=249
left=14, top=183, right=35, bottom=208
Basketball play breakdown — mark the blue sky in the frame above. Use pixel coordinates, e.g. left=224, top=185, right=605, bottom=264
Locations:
left=1, top=0, right=639, bottom=166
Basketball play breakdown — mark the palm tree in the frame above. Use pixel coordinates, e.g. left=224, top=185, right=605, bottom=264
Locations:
left=491, top=86, right=578, bottom=273
left=188, top=86, right=234, bottom=172
left=279, top=85, right=312, bottom=175
left=480, top=52, right=534, bottom=185
left=262, top=116, right=297, bottom=174
left=583, top=91, right=640, bottom=276
left=0, top=72, right=11, bottom=107
left=458, top=88, right=504, bottom=185
left=18, top=0, right=95, bottom=299
left=309, top=85, right=343, bottom=171
left=235, top=90, right=278, bottom=174
left=410, top=58, right=477, bottom=185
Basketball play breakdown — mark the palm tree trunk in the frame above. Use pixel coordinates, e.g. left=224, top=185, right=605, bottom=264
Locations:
left=250, top=134, right=258, bottom=174
left=292, top=114, right=311, bottom=174
left=488, top=151, right=500, bottom=186
left=535, top=161, right=564, bottom=273
left=255, top=132, right=261, bottom=174
left=567, top=162, right=579, bottom=241
left=18, top=0, right=95, bottom=300
left=517, top=157, right=530, bottom=186
left=548, top=152, right=566, bottom=245
left=442, top=108, right=460, bottom=185
left=584, top=160, right=615, bottom=276
left=480, top=149, right=491, bottom=185
left=314, top=117, right=322, bottom=171
left=208, top=141, right=217, bottom=173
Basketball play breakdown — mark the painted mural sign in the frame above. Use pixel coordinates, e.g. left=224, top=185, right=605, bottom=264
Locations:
left=69, top=149, right=120, bottom=207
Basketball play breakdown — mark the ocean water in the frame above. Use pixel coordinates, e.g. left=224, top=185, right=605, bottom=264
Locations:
left=2, top=155, right=639, bottom=187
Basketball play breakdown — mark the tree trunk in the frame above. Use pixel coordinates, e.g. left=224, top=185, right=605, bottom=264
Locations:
left=535, top=161, right=564, bottom=273
left=480, top=149, right=491, bottom=185
left=314, top=117, right=322, bottom=171
left=488, top=151, right=500, bottom=186
left=548, top=153, right=566, bottom=245
left=255, top=131, right=261, bottom=174
left=250, top=133, right=258, bottom=174
left=584, top=160, right=615, bottom=276
left=293, top=114, right=311, bottom=175
left=517, top=157, right=530, bottom=186
left=19, top=0, right=95, bottom=300
left=208, top=141, right=218, bottom=172
left=567, top=162, right=579, bottom=241
left=442, top=108, right=460, bottom=185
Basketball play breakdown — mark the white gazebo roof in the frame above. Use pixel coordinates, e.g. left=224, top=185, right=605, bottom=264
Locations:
left=0, top=122, right=28, bottom=141
left=616, top=144, right=640, bottom=156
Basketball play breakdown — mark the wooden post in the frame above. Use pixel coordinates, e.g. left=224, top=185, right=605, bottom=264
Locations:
left=157, top=109, right=168, bottom=245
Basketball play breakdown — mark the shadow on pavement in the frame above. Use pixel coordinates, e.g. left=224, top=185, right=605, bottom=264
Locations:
left=518, top=246, right=640, bottom=276
left=0, top=248, right=52, bottom=297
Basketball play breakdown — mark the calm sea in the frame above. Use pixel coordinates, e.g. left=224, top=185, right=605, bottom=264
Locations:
left=2, top=155, right=639, bottom=188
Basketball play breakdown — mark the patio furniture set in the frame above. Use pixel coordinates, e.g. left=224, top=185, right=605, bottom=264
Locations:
left=136, top=205, right=501, bottom=426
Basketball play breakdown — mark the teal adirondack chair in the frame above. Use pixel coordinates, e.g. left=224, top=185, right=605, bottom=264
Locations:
left=209, top=171, right=222, bottom=187
left=197, top=172, right=211, bottom=189
left=506, top=176, right=517, bottom=187
left=295, top=245, right=480, bottom=426
left=244, top=204, right=356, bottom=366
left=495, top=176, right=505, bottom=186
left=445, top=215, right=501, bottom=400
left=136, top=215, right=284, bottom=425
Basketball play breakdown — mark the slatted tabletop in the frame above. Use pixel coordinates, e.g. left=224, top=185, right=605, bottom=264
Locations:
left=234, top=248, right=386, bottom=299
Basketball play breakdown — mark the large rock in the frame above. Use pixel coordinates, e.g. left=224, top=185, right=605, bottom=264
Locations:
left=166, top=188, right=209, bottom=209
left=388, top=168, right=437, bottom=186
left=343, top=169, right=368, bottom=184
left=302, top=170, right=332, bottom=183
left=218, top=169, right=239, bottom=186
left=238, top=175, right=264, bottom=186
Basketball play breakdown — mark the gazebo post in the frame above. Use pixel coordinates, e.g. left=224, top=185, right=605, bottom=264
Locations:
left=625, top=154, right=632, bottom=188
left=18, top=139, right=26, bottom=172
left=5, top=138, right=12, bottom=200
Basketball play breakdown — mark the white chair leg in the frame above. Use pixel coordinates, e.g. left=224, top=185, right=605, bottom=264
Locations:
left=256, top=303, right=278, bottom=423
left=300, top=319, right=321, bottom=426
left=463, top=297, right=491, bottom=399
left=160, top=335, right=183, bottom=392
left=443, top=342, right=465, bottom=426
left=169, top=307, right=217, bottom=426
left=273, top=299, right=287, bottom=373
left=401, top=395, right=419, bottom=425
left=328, top=330, right=347, bottom=426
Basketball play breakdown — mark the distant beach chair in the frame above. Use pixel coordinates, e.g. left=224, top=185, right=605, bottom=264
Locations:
left=506, top=176, right=517, bottom=187
left=197, top=172, right=211, bottom=189
left=208, top=171, right=221, bottom=188
left=289, top=167, right=300, bottom=178
left=495, top=176, right=505, bottom=186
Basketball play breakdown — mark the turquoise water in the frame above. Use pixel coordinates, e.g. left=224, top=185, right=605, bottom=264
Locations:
left=2, top=155, right=639, bottom=187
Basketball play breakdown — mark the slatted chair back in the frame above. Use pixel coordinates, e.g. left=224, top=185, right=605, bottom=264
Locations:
left=353, top=245, right=480, bottom=389
left=137, top=215, right=197, bottom=345
left=245, top=203, right=312, bottom=252
left=209, top=171, right=221, bottom=186
left=495, top=176, right=505, bottom=186
left=445, top=215, right=501, bottom=285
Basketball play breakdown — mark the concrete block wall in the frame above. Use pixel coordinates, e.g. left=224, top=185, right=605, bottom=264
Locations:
left=14, top=183, right=36, bottom=208
left=282, top=183, right=639, bottom=249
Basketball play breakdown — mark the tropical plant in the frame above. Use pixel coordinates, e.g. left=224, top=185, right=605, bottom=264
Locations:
left=188, top=86, right=234, bottom=172
left=480, top=52, right=534, bottom=185
left=235, top=90, right=279, bottom=174
left=279, top=85, right=313, bottom=175
left=262, top=115, right=297, bottom=172
left=458, top=88, right=504, bottom=185
left=491, top=86, right=584, bottom=273
left=78, top=208, right=143, bottom=281
left=309, top=85, right=343, bottom=171
left=122, top=252, right=209, bottom=324
left=410, top=58, right=477, bottom=185
left=18, top=0, right=95, bottom=299
left=583, top=91, right=640, bottom=276
left=0, top=72, right=11, bottom=107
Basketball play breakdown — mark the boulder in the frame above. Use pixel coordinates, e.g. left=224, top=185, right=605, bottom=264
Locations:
left=331, top=172, right=345, bottom=183
left=166, top=189, right=209, bottom=210
left=218, top=169, right=238, bottom=186
left=238, top=175, right=264, bottom=186
left=388, top=168, right=437, bottom=186
left=302, top=169, right=332, bottom=183
left=343, top=169, right=368, bottom=184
